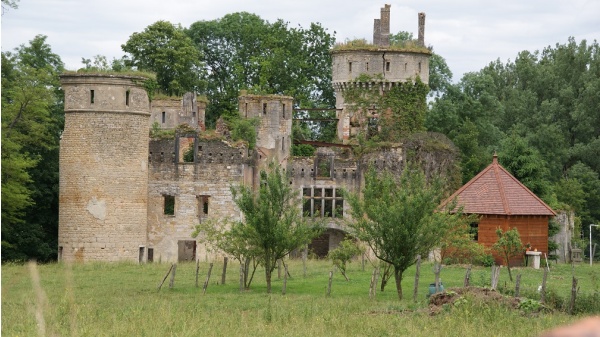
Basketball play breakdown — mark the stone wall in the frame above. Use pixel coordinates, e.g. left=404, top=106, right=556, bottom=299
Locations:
left=147, top=138, right=252, bottom=263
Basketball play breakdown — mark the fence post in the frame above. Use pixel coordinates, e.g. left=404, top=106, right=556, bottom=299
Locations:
left=282, top=264, right=288, bottom=295
left=203, top=263, right=213, bottom=294
left=413, top=255, right=421, bottom=302
left=515, top=273, right=521, bottom=297
left=463, top=265, right=472, bottom=287
left=157, top=263, right=174, bottom=291
left=169, top=263, right=177, bottom=289
left=541, top=267, right=549, bottom=303
left=195, top=259, right=200, bottom=288
left=326, top=270, right=333, bottom=296
left=221, top=257, right=228, bottom=285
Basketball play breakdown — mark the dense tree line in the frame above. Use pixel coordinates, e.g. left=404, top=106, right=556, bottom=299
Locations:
left=1, top=35, right=63, bottom=262
left=426, top=38, right=600, bottom=245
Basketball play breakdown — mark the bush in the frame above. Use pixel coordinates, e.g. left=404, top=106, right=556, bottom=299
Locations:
left=229, top=118, right=259, bottom=149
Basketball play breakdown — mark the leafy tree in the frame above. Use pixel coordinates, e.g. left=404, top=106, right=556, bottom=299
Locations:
left=186, top=12, right=335, bottom=125
left=492, top=228, right=524, bottom=282
left=327, top=238, right=363, bottom=281
left=498, top=132, right=551, bottom=199
left=346, top=165, right=469, bottom=300
left=193, top=220, right=262, bottom=289
left=122, top=21, right=205, bottom=96
left=230, top=161, right=323, bottom=293
left=1, top=35, right=64, bottom=262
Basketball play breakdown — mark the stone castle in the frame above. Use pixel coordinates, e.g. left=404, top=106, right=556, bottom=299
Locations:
left=58, top=5, right=451, bottom=263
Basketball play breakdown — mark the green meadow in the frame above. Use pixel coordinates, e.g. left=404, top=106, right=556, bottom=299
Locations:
left=2, top=259, right=598, bottom=336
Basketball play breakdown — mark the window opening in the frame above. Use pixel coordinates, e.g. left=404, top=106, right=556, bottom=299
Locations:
left=245, top=103, right=248, bottom=117
left=147, top=248, right=154, bottom=262
left=366, top=62, right=369, bottom=71
left=163, top=195, right=175, bottom=215
left=283, top=103, right=286, bottom=119
left=161, top=111, right=166, bottom=124
left=90, top=90, right=95, bottom=104
left=58, top=246, right=63, bottom=261
left=126, top=90, right=130, bottom=106
left=348, top=62, right=352, bottom=73
left=418, top=62, right=422, bottom=73
left=386, top=62, right=390, bottom=72
left=263, top=103, right=267, bottom=115
left=138, top=246, right=145, bottom=264
left=303, top=187, right=344, bottom=218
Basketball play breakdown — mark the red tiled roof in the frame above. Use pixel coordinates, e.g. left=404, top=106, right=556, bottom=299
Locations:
left=441, top=154, right=556, bottom=216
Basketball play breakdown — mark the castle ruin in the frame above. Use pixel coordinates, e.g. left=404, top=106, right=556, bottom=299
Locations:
left=58, top=5, right=450, bottom=263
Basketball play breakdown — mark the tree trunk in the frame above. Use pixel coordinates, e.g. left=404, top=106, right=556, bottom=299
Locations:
left=265, top=255, right=272, bottom=293
left=393, top=266, right=403, bottom=300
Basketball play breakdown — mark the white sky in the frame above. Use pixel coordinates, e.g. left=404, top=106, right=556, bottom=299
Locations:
left=1, top=0, right=599, bottom=82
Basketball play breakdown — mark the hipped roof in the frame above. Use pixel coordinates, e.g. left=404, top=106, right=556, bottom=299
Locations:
left=441, top=154, right=556, bottom=216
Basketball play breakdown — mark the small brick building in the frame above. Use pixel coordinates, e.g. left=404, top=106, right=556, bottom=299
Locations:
left=442, top=154, right=556, bottom=266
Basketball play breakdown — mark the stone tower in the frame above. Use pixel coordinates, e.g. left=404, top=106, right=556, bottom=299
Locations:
left=238, top=93, right=293, bottom=166
left=332, top=5, right=430, bottom=142
left=59, top=74, right=151, bottom=262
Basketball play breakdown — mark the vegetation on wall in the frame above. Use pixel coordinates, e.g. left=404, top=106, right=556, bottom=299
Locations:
left=342, top=73, right=429, bottom=144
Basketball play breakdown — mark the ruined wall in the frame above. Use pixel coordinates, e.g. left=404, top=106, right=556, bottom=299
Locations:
left=238, top=94, right=293, bottom=166
left=147, top=138, right=252, bottom=263
left=551, top=210, right=575, bottom=263
left=59, top=74, right=150, bottom=262
left=150, top=93, right=206, bottom=130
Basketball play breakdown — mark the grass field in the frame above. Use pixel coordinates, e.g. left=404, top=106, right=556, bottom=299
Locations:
left=2, top=259, right=599, bottom=336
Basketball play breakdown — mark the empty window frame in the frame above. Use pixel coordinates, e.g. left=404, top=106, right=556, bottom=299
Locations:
left=303, top=187, right=343, bottom=218
left=147, top=248, right=154, bottom=263
left=163, top=195, right=175, bottom=215
left=197, top=195, right=210, bottom=221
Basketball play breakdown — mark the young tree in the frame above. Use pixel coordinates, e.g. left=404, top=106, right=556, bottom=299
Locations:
left=492, top=228, right=524, bottom=282
left=347, top=165, right=469, bottom=300
left=231, top=161, right=323, bottom=293
left=193, top=220, right=262, bottom=289
left=327, top=238, right=363, bottom=281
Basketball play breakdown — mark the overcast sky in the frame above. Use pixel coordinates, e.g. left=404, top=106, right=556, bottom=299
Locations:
left=2, top=0, right=599, bottom=82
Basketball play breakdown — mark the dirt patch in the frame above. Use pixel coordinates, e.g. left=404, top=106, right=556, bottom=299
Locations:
left=428, top=287, right=521, bottom=315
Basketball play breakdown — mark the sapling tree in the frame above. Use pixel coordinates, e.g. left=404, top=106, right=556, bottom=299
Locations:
left=346, top=165, right=470, bottom=300
left=327, top=238, right=363, bottom=281
left=232, top=161, right=323, bottom=293
left=492, top=227, right=524, bottom=282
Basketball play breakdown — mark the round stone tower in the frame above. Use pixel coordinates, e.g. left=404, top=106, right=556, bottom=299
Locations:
left=59, top=73, right=151, bottom=262
left=331, top=5, right=431, bottom=142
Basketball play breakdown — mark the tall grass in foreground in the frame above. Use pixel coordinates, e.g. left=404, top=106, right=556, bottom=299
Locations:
left=1, top=260, right=597, bottom=336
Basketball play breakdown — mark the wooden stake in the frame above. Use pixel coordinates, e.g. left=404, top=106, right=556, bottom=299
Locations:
left=463, top=265, right=472, bottom=287
left=203, top=263, right=213, bottom=294
left=569, top=276, right=578, bottom=314
left=157, top=263, right=174, bottom=291
left=169, top=263, right=177, bottom=289
left=277, top=259, right=282, bottom=279
left=282, top=264, right=288, bottom=295
left=303, top=245, right=308, bottom=278
left=195, top=259, right=200, bottom=288
left=413, top=255, right=421, bottom=302
left=541, top=266, right=549, bottom=303
left=326, top=270, right=333, bottom=296
left=361, top=253, right=365, bottom=272
left=491, top=265, right=500, bottom=290
left=221, top=257, right=228, bottom=285
left=515, top=273, right=521, bottom=297
left=239, top=264, right=244, bottom=293
left=369, top=268, right=376, bottom=299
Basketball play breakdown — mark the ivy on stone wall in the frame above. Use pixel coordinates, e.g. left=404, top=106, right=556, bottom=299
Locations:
left=342, top=74, right=429, bottom=143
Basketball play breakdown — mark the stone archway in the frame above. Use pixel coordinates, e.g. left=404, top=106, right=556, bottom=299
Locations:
left=308, top=228, right=349, bottom=258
